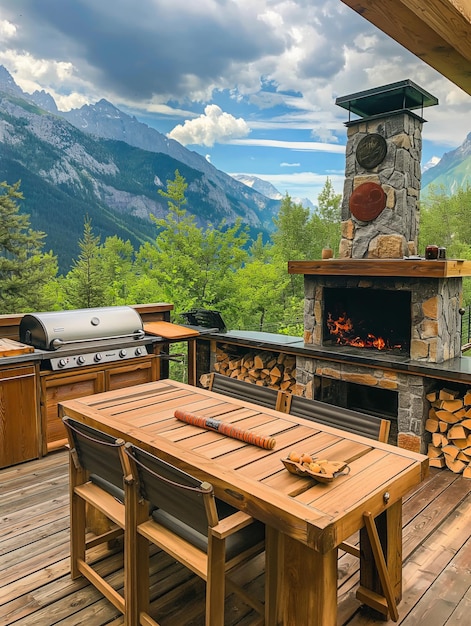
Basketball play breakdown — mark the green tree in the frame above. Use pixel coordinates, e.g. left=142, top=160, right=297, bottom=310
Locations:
left=0, top=180, right=58, bottom=314
left=100, top=236, right=136, bottom=304
left=419, top=184, right=471, bottom=258
left=227, top=258, right=290, bottom=331
left=315, top=176, right=342, bottom=254
left=419, top=184, right=471, bottom=304
left=132, top=170, right=249, bottom=315
left=271, top=194, right=315, bottom=262
left=61, top=217, right=108, bottom=309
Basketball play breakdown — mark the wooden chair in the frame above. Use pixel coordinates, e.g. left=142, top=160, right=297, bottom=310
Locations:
left=284, top=393, right=390, bottom=443
left=124, top=443, right=266, bottom=626
left=282, top=395, right=397, bottom=620
left=63, top=416, right=140, bottom=616
left=209, top=372, right=285, bottom=411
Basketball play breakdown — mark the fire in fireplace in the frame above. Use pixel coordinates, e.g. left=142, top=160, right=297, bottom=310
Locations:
left=323, top=287, right=411, bottom=355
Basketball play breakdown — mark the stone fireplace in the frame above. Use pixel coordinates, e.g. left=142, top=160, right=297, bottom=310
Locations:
left=305, top=271, right=463, bottom=364
left=289, top=259, right=469, bottom=452
left=288, top=81, right=471, bottom=453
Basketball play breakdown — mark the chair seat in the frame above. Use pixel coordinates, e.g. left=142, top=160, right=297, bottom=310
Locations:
left=90, top=473, right=125, bottom=503
left=152, top=508, right=265, bottom=561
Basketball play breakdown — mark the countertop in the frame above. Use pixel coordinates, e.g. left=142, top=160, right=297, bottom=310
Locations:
left=197, top=329, right=471, bottom=384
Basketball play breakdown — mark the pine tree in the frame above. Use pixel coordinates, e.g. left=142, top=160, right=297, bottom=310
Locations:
left=0, top=181, right=58, bottom=314
left=61, top=217, right=107, bottom=309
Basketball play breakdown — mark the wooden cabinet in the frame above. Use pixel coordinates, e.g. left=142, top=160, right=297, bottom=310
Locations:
left=0, top=364, right=39, bottom=468
left=40, top=355, right=160, bottom=454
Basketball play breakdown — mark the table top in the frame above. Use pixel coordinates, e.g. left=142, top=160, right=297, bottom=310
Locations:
left=59, top=379, right=428, bottom=553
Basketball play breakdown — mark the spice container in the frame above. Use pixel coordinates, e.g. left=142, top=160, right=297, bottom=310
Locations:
left=425, top=245, right=439, bottom=259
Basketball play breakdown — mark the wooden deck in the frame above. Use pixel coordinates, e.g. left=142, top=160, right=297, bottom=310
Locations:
left=2, top=451, right=471, bottom=625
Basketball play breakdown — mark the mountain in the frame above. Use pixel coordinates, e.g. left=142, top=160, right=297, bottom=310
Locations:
left=421, top=132, right=471, bottom=195
left=0, top=66, right=280, bottom=273
left=232, top=173, right=316, bottom=211
left=231, top=174, right=283, bottom=200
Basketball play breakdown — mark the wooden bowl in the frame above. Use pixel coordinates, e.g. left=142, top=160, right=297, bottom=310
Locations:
left=281, top=457, right=350, bottom=483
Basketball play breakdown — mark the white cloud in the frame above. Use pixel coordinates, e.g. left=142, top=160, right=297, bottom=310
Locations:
left=281, top=162, right=301, bottom=167
left=0, top=18, right=16, bottom=41
left=229, top=138, right=345, bottom=153
left=168, top=104, right=250, bottom=147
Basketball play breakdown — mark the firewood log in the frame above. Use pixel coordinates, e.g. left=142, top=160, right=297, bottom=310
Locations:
left=448, top=424, right=467, bottom=440
left=435, top=409, right=461, bottom=424
left=438, top=398, right=464, bottom=412
left=425, top=418, right=440, bottom=433
left=439, top=388, right=461, bottom=400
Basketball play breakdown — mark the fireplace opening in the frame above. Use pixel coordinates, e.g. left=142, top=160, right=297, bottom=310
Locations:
left=317, top=377, right=398, bottom=419
left=316, top=376, right=398, bottom=443
left=323, top=287, right=411, bottom=355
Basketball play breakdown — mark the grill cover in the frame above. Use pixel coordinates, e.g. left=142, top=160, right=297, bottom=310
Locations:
left=19, top=306, right=144, bottom=350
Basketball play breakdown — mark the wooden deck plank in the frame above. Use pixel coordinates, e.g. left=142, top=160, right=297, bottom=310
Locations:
left=1, top=451, right=471, bottom=625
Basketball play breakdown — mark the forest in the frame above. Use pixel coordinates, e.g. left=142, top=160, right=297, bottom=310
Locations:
left=1, top=173, right=471, bottom=337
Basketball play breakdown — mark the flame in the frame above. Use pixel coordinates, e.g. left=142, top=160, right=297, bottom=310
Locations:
left=326, top=312, right=401, bottom=351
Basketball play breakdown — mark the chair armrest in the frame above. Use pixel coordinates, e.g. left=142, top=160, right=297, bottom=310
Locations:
left=210, top=510, right=255, bottom=539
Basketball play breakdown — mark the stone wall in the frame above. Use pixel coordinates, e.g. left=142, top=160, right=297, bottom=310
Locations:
left=296, top=354, right=435, bottom=453
left=339, top=112, right=423, bottom=259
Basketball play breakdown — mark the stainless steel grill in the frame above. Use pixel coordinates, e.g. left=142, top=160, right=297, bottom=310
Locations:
left=19, top=306, right=152, bottom=371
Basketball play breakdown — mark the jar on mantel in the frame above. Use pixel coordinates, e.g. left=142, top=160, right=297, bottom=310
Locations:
left=322, top=247, right=333, bottom=259
left=425, top=245, right=439, bottom=259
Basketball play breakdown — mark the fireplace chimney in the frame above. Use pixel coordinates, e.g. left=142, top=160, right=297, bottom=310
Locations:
left=335, top=80, right=438, bottom=259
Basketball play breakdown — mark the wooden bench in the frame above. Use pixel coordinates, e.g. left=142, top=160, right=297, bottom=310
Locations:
left=284, top=393, right=391, bottom=443
left=208, top=373, right=285, bottom=411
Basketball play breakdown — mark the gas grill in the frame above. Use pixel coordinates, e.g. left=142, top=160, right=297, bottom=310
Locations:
left=19, top=306, right=153, bottom=371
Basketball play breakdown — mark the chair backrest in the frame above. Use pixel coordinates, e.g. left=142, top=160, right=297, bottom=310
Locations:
left=62, top=417, right=128, bottom=495
left=125, top=443, right=217, bottom=536
left=285, top=394, right=390, bottom=443
left=209, top=372, right=283, bottom=410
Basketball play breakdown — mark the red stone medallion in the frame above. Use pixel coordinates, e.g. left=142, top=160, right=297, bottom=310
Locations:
left=349, top=182, right=386, bottom=222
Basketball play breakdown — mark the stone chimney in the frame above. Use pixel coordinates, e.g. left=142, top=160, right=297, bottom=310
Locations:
left=335, top=80, right=438, bottom=259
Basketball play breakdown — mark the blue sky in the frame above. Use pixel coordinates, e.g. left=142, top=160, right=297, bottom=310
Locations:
left=0, top=0, right=469, bottom=205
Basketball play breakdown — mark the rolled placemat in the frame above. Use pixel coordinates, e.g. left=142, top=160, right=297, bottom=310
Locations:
left=174, top=409, right=276, bottom=450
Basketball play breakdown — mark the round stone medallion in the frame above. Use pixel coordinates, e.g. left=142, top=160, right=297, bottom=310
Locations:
left=349, top=182, right=386, bottom=222
left=355, top=133, right=387, bottom=169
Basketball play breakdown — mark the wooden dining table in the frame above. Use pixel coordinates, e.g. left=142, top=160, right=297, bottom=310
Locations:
left=58, top=379, right=428, bottom=626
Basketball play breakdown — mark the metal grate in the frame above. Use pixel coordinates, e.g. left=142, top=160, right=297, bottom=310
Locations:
left=181, top=309, right=227, bottom=332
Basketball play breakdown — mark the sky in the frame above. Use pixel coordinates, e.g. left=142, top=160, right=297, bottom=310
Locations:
left=0, top=0, right=470, bottom=205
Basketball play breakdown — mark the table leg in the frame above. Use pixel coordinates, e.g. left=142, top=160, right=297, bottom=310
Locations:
left=273, top=532, right=337, bottom=626
left=359, top=500, right=403, bottom=614
left=187, top=338, right=197, bottom=386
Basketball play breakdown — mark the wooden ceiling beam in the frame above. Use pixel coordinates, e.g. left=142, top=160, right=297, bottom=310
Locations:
left=340, top=0, right=471, bottom=95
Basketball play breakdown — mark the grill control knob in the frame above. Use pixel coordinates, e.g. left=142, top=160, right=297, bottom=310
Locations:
left=77, top=355, right=86, bottom=365
left=135, top=347, right=143, bottom=356
left=119, top=349, right=127, bottom=358
left=58, top=358, right=67, bottom=368
left=94, top=353, right=103, bottom=362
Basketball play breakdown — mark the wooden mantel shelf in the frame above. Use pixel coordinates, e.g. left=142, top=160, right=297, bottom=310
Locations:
left=288, top=259, right=471, bottom=278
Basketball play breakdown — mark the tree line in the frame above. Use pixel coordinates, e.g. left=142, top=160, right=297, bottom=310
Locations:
left=1, top=174, right=470, bottom=333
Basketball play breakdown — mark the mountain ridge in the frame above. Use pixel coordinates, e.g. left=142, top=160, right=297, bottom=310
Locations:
left=0, top=66, right=280, bottom=273
left=422, top=132, right=471, bottom=195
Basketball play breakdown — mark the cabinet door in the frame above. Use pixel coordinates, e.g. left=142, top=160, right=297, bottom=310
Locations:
left=0, top=365, right=38, bottom=468
left=105, top=356, right=158, bottom=391
left=41, top=370, right=105, bottom=454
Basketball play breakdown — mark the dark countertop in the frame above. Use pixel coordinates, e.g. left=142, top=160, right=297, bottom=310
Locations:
left=198, top=329, right=471, bottom=384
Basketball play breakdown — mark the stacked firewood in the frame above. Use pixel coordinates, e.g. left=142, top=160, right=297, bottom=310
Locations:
left=210, top=345, right=297, bottom=391
left=426, top=387, right=471, bottom=477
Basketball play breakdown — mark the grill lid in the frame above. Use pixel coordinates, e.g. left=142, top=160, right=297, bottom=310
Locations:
left=19, top=306, right=144, bottom=350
